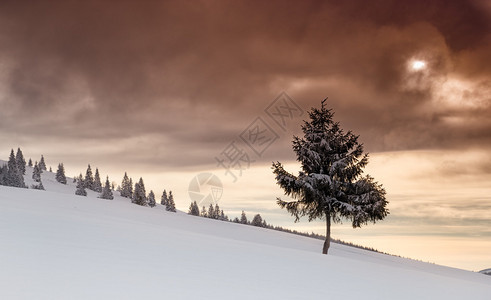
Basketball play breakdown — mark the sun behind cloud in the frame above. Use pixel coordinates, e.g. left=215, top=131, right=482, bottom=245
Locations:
left=411, top=60, right=426, bottom=71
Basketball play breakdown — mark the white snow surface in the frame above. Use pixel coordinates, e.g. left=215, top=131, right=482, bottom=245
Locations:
left=1, top=166, right=490, bottom=299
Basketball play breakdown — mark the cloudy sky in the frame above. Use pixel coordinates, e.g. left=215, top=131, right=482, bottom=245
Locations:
left=1, top=0, right=490, bottom=271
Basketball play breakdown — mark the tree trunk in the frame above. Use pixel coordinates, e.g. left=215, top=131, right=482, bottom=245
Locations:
left=322, top=217, right=331, bottom=254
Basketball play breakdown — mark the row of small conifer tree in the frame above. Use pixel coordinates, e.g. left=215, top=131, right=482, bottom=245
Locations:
left=187, top=202, right=268, bottom=228
left=118, top=172, right=176, bottom=211
left=1, top=148, right=176, bottom=211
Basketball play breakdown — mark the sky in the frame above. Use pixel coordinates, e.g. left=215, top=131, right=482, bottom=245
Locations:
left=1, top=0, right=490, bottom=271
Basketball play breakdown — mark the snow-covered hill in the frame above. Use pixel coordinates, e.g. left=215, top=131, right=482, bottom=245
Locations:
left=1, top=166, right=490, bottom=299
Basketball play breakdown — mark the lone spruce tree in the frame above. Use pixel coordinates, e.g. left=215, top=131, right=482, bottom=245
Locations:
left=272, top=99, right=388, bottom=254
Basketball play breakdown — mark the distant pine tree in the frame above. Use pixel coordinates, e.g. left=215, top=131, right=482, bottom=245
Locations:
left=132, top=177, right=147, bottom=206
left=166, top=191, right=176, bottom=212
left=49, top=166, right=52, bottom=172
left=100, top=176, right=114, bottom=200
left=0, top=164, right=8, bottom=186
left=240, top=211, right=248, bottom=224
left=120, top=172, right=130, bottom=198
left=148, top=190, right=156, bottom=207
left=28, top=158, right=33, bottom=167
left=55, top=163, right=67, bottom=184
left=93, top=168, right=102, bottom=192
left=233, top=217, right=240, bottom=223
left=15, top=148, right=26, bottom=175
left=251, top=214, right=263, bottom=227
left=75, top=175, right=87, bottom=196
left=84, top=164, right=94, bottom=190
left=32, top=162, right=41, bottom=183
left=128, top=178, right=133, bottom=198
left=207, top=204, right=215, bottom=219
left=188, top=201, right=200, bottom=216
left=201, top=206, right=207, bottom=217
left=161, top=189, right=168, bottom=206
left=38, top=155, right=47, bottom=171
left=7, top=149, right=25, bottom=188
left=215, top=204, right=221, bottom=219
left=218, top=210, right=228, bottom=221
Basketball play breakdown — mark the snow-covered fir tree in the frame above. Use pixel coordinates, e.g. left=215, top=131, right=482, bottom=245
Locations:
left=188, top=201, right=200, bottom=216
left=7, top=149, right=25, bottom=188
left=148, top=190, right=156, bottom=207
left=214, top=204, right=221, bottom=219
left=207, top=203, right=215, bottom=218
left=0, top=164, right=7, bottom=186
left=120, top=172, right=131, bottom=198
left=38, top=155, right=47, bottom=171
left=272, top=99, right=388, bottom=254
left=28, top=158, right=33, bottom=167
left=15, top=148, right=26, bottom=175
left=100, top=176, right=114, bottom=200
left=240, top=211, right=248, bottom=224
left=128, top=178, right=133, bottom=198
left=160, top=189, right=168, bottom=206
left=55, top=163, right=67, bottom=184
left=49, top=166, right=52, bottom=172
left=166, top=191, right=176, bottom=212
left=32, top=162, right=41, bottom=183
left=93, top=168, right=102, bottom=192
left=218, top=210, right=228, bottom=221
left=132, top=177, right=147, bottom=206
left=251, top=214, right=263, bottom=227
left=75, top=175, right=87, bottom=196
left=84, top=164, right=94, bottom=190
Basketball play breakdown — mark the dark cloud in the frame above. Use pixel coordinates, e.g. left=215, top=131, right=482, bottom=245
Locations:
left=0, top=0, right=490, bottom=169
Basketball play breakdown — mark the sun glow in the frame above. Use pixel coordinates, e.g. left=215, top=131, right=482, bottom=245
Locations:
left=411, top=60, right=426, bottom=70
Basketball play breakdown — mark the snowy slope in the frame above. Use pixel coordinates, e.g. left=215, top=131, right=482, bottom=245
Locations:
left=0, top=167, right=490, bottom=299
